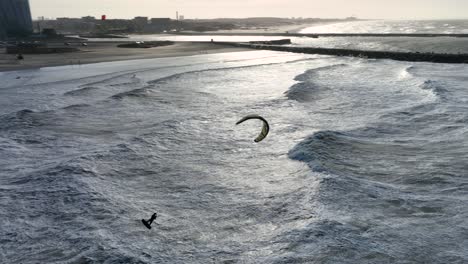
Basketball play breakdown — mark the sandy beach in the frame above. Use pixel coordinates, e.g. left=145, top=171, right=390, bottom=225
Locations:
left=0, top=41, right=249, bottom=72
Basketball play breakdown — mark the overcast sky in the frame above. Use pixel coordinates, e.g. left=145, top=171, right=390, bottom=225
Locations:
left=30, top=0, right=467, bottom=20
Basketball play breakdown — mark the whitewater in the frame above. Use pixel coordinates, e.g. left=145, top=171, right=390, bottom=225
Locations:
left=1, top=22, right=468, bottom=263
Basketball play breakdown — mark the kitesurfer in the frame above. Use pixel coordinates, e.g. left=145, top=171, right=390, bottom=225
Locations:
left=142, top=213, right=158, bottom=229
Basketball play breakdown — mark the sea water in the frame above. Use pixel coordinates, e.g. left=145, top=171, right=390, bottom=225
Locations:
left=1, top=21, right=467, bottom=264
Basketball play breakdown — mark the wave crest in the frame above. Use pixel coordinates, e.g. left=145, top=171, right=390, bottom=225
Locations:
left=64, top=87, right=99, bottom=96
left=419, top=79, right=447, bottom=100
left=285, top=64, right=348, bottom=102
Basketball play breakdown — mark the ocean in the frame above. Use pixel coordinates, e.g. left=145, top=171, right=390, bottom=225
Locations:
left=1, top=20, right=467, bottom=263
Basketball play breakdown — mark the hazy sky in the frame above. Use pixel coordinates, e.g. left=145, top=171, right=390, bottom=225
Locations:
left=30, top=0, right=468, bottom=20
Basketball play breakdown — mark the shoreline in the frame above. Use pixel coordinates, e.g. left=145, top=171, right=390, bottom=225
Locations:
left=0, top=42, right=249, bottom=72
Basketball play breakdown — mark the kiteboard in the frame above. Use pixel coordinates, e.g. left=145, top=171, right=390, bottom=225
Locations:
left=142, top=219, right=152, bottom=229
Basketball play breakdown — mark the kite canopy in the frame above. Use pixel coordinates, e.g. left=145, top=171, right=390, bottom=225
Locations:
left=236, top=114, right=270, bottom=143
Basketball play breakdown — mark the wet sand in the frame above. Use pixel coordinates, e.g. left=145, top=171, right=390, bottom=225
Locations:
left=0, top=42, right=249, bottom=72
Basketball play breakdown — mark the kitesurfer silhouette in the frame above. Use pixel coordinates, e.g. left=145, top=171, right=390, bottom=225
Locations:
left=142, top=213, right=158, bottom=229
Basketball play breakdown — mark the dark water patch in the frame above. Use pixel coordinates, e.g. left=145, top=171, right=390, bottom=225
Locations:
left=268, top=171, right=467, bottom=263
left=15, top=109, right=35, bottom=116
left=271, top=219, right=387, bottom=264
left=0, top=109, right=46, bottom=130
left=63, top=87, right=99, bottom=96
left=403, top=65, right=416, bottom=76
left=437, top=125, right=464, bottom=133
left=376, top=103, right=465, bottom=137
left=289, top=127, right=467, bottom=188
left=141, top=119, right=184, bottom=132
left=289, top=130, right=375, bottom=175
left=10, top=164, right=98, bottom=186
left=294, top=64, right=348, bottom=82
left=11, top=138, right=43, bottom=145
left=420, top=79, right=448, bottom=100
left=62, top=104, right=91, bottom=110
left=43, top=163, right=98, bottom=178
left=110, top=87, right=151, bottom=100
left=109, top=87, right=171, bottom=105
left=404, top=65, right=419, bottom=76
left=130, top=136, right=154, bottom=146
left=403, top=175, right=453, bottom=185
left=285, top=82, right=327, bottom=102
left=109, top=79, right=141, bottom=87
left=1, top=164, right=134, bottom=264
left=285, top=64, right=348, bottom=102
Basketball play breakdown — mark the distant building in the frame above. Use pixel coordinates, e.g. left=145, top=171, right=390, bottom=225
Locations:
left=150, top=18, right=171, bottom=24
left=81, top=16, right=96, bottom=22
left=133, top=16, right=148, bottom=32
left=55, top=17, right=96, bottom=34
left=179, top=15, right=184, bottom=21
left=99, top=19, right=133, bottom=33
left=149, top=18, right=171, bottom=32
left=0, top=0, right=33, bottom=38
